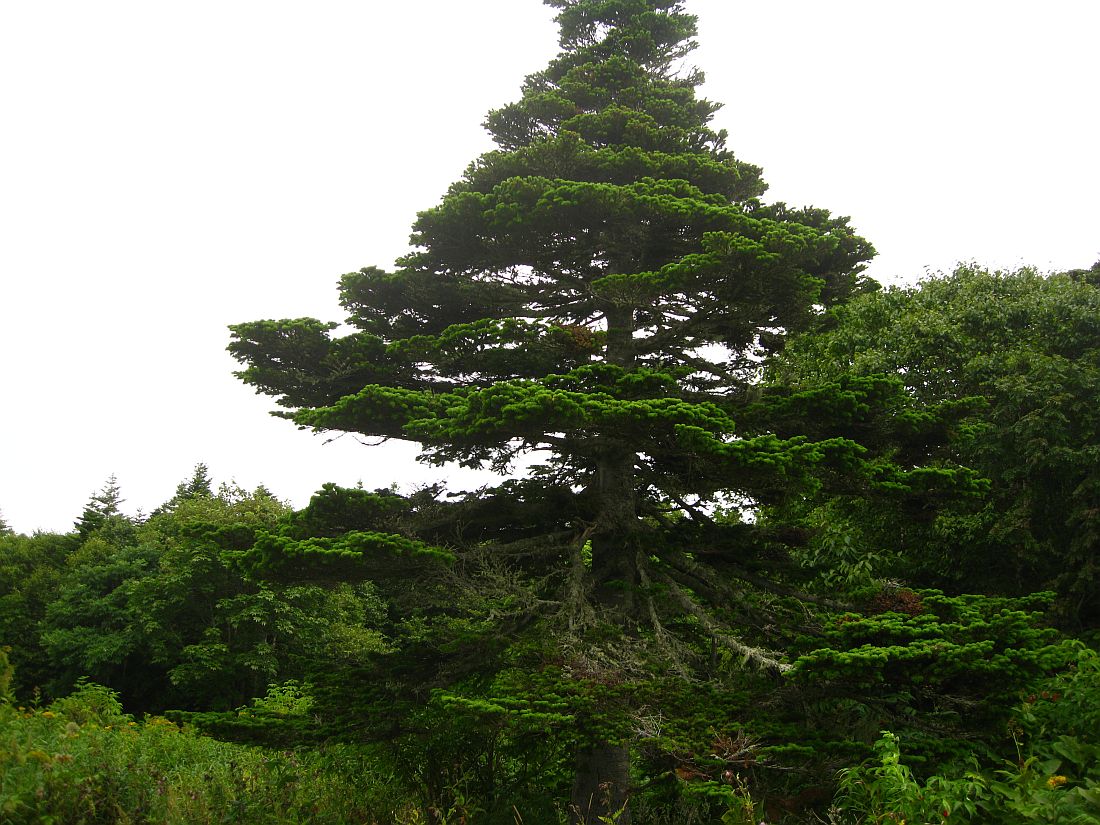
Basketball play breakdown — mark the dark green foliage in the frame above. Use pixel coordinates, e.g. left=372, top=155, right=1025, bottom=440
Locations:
left=3, top=1, right=1095, bottom=821
left=0, top=474, right=375, bottom=715
left=774, top=264, right=1100, bottom=627
left=150, top=462, right=218, bottom=518
left=225, top=0, right=889, bottom=664
left=40, top=535, right=164, bottom=708
left=124, top=483, right=389, bottom=713
left=0, top=530, right=70, bottom=695
left=173, top=461, right=214, bottom=502
left=223, top=2, right=1020, bottom=820
left=74, top=473, right=129, bottom=539
left=790, top=590, right=1077, bottom=768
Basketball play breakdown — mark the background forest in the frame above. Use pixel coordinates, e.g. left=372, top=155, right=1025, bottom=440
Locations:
left=3, top=1, right=1100, bottom=823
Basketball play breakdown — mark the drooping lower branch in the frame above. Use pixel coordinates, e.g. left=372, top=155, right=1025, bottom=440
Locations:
left=636, top=554, right=693, bottom=677
left=487, top=530, right=575, bottom=558
left=662, top=553, right=777, bottom=629
left=661, top=564, right=769, bottom=634
left=709, top=557, right=853, bottom=612
left=662, top=578, right=791, bottom=674
left=664, top=536, right=851, bottom=613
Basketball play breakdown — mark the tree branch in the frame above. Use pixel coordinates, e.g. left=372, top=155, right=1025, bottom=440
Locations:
left=663, top=578, right=791, bottom=674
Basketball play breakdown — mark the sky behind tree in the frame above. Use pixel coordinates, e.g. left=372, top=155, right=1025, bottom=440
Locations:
left=2, top=0, right=1097, bottom=533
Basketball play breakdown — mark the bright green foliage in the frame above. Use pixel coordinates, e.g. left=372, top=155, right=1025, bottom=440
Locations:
left=790, top=590, right=1078, bottom=766
left=835, top=731, right=989, bottom=824
left=248, top=529, right=454, bottom=578
left=834, top=646, right=1100, bottom=823
left=0, top=681, right=408, bottom=824
left=240, top=679, right=314, bottom=718
left=774, top=264, right=1100, bottom=626
left=795, top=591, right=1069, bottom=687
left=176, top=679, right=326, bottom=749
left=0, top=646, right=14, bottom=706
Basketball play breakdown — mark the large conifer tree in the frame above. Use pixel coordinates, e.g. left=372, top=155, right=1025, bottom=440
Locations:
left=227, top=1, right=949, bottom=819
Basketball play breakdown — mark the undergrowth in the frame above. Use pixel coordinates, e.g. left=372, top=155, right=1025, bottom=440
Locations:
left=0, top=677, right=407, bottom=824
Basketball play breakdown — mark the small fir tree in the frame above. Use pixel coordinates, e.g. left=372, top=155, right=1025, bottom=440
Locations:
left=175, top=463, right=213, bottom=501
left=75, top=474, right=125, bottom=538
left=151, top=463, right=216, bottom=517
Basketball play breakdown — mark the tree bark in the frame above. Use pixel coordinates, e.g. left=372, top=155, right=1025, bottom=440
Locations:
left=570, top=740, right=632, bottom=824
left=570, top=299, right=636, bottom=824
left=591, top=300, right=639, bottom=615
left=603, top=302, right=635, bottom=368
left=591, top=452, right=639, bottom=617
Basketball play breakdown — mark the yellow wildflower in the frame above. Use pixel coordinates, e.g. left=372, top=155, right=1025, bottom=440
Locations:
left=40, top=711, right=55, bottom=718
left=1047, top=775, right=1068, bottom=788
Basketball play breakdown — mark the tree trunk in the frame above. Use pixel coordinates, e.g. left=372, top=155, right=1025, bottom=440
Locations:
left=570, top=299, right=636, bottom=823
left=591, top=453, right=639, bottom=616
left=592, top=300, right=639, bottom=614
left=570, top=740, right=632, bottom=824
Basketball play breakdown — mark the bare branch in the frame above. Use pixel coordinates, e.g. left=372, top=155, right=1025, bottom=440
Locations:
left=484, top=530, right=575, bottom=558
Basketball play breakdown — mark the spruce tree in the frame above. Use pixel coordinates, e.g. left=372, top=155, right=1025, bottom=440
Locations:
left=75, top=474, right=125, bottom=538
left=229, top=1, right=966, bottom=819
left=151, top=463, right=216, bottom=517
left=175, top=462, right=214, bottom=501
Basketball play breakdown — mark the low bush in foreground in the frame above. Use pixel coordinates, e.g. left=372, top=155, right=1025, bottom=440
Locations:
left=833, top=645, right=1100, bottom=824
left=0, top=680, right=406, bottom=824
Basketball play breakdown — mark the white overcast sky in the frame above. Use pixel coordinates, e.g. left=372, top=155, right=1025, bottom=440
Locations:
left=2, top=1, right=1097, bottom=534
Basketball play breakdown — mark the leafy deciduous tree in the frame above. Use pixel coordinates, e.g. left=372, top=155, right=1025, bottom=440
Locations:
left=773, top=264, right=1100, bottom=627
